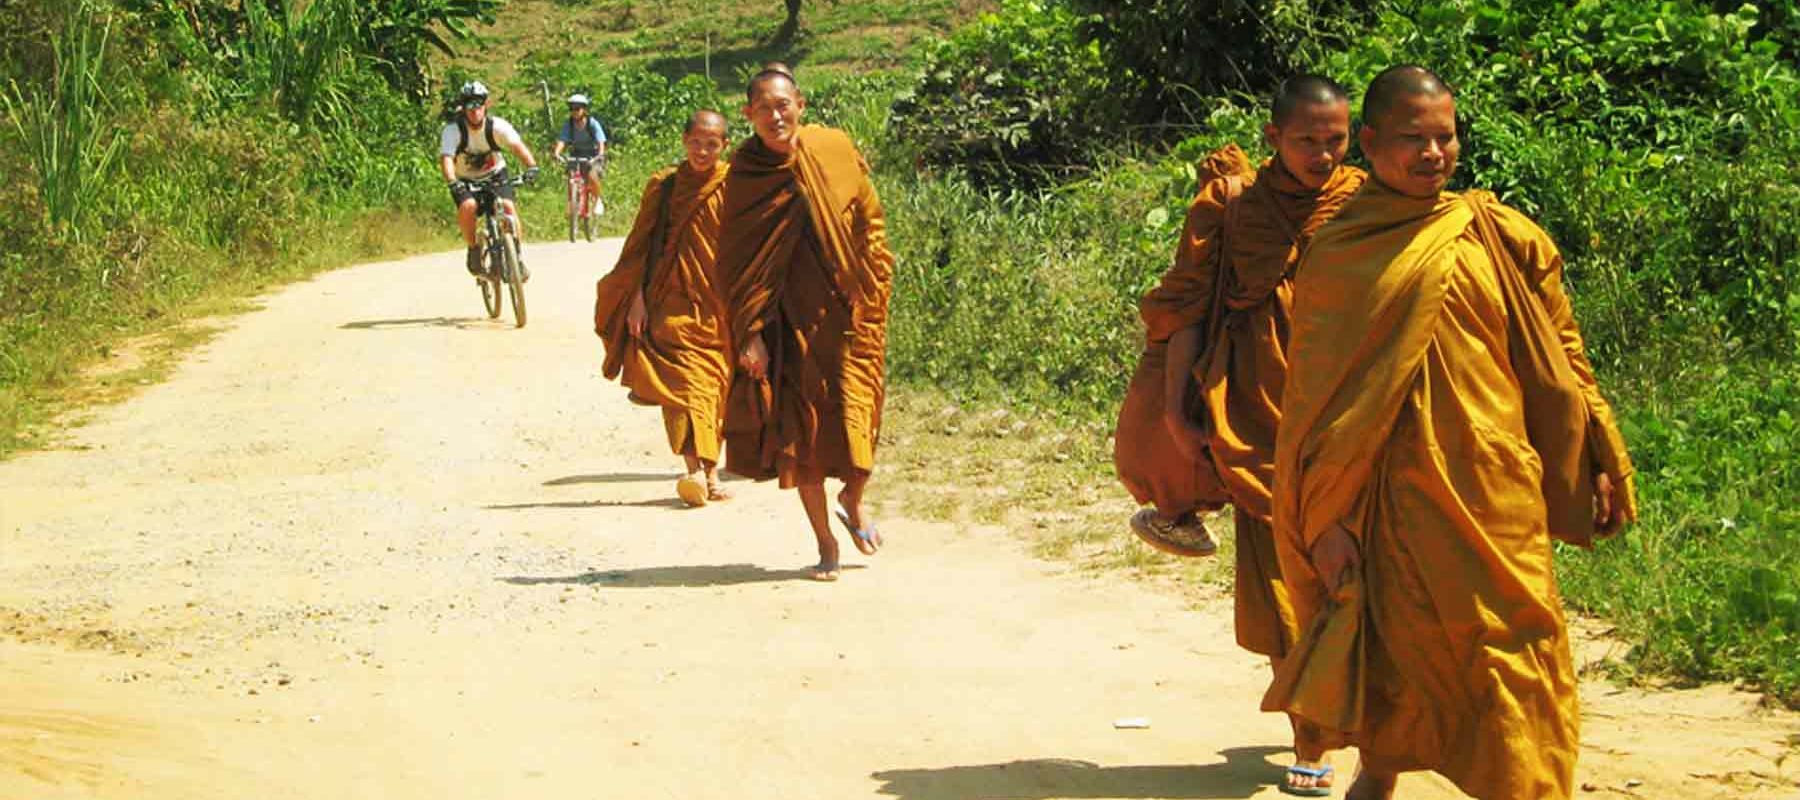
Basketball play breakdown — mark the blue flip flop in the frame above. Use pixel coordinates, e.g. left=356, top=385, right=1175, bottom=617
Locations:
left=1279, top=764, right=1333, bottom=797
left=834, top=505, right=882, bottom=555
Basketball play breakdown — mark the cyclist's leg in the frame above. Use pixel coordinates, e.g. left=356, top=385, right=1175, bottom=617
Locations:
left=451, top=181, right=483, bottom=275
left=588, top=159, right=605, bottom=214
left=584, top=162, right=603, bottom=215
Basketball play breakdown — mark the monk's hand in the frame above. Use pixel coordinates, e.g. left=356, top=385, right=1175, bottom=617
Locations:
left=1310, top=522, right=1360, bottom=595
left=1593, top=471, right=1617, bottom=531
left=627, top=291, right=648, bottom=339
left=1162, top=410, right=1208, bottom=465
left=739, top=336, right=769, bottom=381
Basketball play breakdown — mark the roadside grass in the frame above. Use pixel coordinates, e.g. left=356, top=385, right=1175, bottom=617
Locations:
left=449, top=0, right=994, bottom=88
left=870, top=387, right=1237, bottom=604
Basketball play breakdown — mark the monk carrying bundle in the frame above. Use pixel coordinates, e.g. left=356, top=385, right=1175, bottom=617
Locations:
left=1113, top=76, right=1366, bottom=796
left=716, top=69, right=895, bottom=581
left=594, top=111, right=735, bottom=507
left=1263, top=66, right=1636, bottom=800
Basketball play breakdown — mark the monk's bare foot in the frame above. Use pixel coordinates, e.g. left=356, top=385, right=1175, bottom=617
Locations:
left=835, top=489, right=881, bottom=555
left=676, top=473, right=708, bottom=507
left=706, top=480, right=731, bottom=502
left=809, top=561, right=840, bottom=581
left=1345, top=770, right=1397, bottom=800
left=1281, top=759, right=1333, bottom=796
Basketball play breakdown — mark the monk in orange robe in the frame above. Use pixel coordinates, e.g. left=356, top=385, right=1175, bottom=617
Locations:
left=716, top=70, right=895, bottom=581
left=1114, top=75, right=1367, bottom=796
left=594, top=111, right=734, bottom=507
left=1262, top=66, right=1636, bottom=800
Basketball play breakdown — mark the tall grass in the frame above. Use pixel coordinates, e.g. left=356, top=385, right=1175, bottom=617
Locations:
left=241, top=0, right=360, bottom=126
left=0, top=0, right=123, bottom=237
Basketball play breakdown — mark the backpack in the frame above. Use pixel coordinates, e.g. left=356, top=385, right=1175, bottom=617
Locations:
left=455, top=117, right=500, bottom=157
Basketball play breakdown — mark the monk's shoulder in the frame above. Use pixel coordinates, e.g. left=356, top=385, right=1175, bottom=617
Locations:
left=1469, top=191, right=1559, bottom=255
left=643, top=165, right=679, bottom=191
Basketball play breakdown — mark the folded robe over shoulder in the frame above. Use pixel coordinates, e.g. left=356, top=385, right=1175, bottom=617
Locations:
left=715, top=126, right=895, bottom=486
left=1263, top=181, right=1636, bottom=800
left=1115, top=144, right=1365, bottom=659
left=593, top=161, right=733, bottom=462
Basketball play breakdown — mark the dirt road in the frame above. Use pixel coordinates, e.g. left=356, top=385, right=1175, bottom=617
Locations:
left=2, top=242, right=1794, bottom=799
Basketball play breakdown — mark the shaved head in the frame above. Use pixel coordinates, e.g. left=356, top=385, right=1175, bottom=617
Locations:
left=1362, top=65, right=1453, bottom=129
left=761, top=61, right=795, bottom=80
left=1271, top=74, right=1349, bottom=126
left=746, top=69, right=799, bottom=104
left=685, top=109, right=727, bottom=135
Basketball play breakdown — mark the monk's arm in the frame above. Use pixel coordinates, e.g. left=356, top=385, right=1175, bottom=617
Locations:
left=1495, top=206, right=1636, bottom=516
left=1163, top=326, right=1204, bottom=426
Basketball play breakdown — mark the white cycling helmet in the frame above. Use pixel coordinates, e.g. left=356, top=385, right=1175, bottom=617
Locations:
left=458, top=81, right=490, bottom=109
left=566, top=93, right=591, bottom=108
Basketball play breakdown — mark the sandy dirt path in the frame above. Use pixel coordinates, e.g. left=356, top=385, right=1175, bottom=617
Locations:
left=2, top=242, right=1795, bottom=799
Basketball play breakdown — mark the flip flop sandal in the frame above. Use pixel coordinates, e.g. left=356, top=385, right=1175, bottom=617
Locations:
left=809, top=562, right=841, bottom=582
left=834, top=505, right=882, bottom=555
left=676, top=475, right=708, bottom=508
left=1279, top=764, right=1334, bottom=797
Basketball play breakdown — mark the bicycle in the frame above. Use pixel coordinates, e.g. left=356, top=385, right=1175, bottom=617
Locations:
left=561, top=155, right=602, bottom=242
left=458, top=171, right=533, bottom=328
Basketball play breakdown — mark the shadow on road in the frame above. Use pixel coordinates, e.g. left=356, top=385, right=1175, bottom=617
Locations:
left=499, top=563, right=866, bottom=588
left=484, top=498, right=687, bottom=511
left=869, top=748, right=1284, bottom=799
left=543, top=472, right=680, bottom=487
left=338, top=317, right=488, bottom=330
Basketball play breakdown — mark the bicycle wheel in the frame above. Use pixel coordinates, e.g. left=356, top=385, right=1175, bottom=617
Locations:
left=477, top=239, right=502, bottom=319
left=567, top=181, right=579, bottom=243
left=502, top=233, right=527, bottom=328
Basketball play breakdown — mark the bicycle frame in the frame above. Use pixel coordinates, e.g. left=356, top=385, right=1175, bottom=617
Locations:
left=564, top=157, right=596, bottom=218
left=468, top=177, right=523, bottom=276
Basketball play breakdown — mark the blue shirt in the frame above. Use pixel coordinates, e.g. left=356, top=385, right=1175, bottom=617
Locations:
left=559, top=117, right=606, bottom=156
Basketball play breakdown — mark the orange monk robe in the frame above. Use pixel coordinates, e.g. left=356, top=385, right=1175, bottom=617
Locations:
left=715, top=126, right=894, bottom=487
left=594, top=161, right=733, bottom=463
left=1263, top=182, right=1636, bottom=799
left=1115, top=146, right=1366, bottom=659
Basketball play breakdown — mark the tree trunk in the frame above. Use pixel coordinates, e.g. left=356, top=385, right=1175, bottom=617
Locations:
left=776, top=0, right=801, bottom=43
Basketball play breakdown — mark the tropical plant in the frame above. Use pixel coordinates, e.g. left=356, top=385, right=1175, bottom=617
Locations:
left=1, top=0, right=125, bottom=236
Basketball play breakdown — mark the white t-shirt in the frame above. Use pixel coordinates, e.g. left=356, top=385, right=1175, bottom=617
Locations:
left=438, top=116, right=524, bottom=180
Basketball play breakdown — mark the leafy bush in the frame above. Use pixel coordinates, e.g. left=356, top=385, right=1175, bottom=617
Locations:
left=1068, top=0, right=1370, bottom=125
left=890, top=0, right=1110, bottom=186
left=1561, top=365, right=1800, bottom=703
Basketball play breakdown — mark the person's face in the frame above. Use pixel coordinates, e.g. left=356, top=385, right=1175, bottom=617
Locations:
left=463, top=102, right=488, bottom=127
left=1359, top=92, right=1459, bottom=198
left=743, top=79, right=804, bottom=152
left=1263, top=99, right=1351, bottom=191
left=569, top=105, right=587, bottom=121
left=684, top=123, right=728, bottom=172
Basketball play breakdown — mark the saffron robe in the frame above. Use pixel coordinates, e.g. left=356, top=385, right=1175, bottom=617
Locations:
left=1115, top=147, right=1367, bottom=659
left=1263, top=181, right=1636, bottom=799
left=716, top=126, right=895, bottom=486
left=594, top=161, right=732, bottom=462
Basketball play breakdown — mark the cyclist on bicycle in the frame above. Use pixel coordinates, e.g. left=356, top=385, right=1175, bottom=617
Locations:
left=552, top=93, right=608, bottom=218
left=439, top=81, right=540, bottom=276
